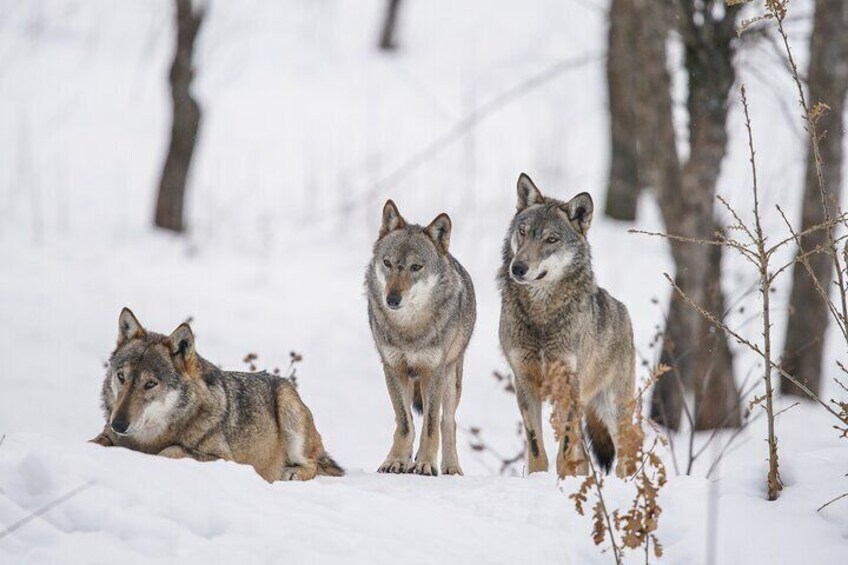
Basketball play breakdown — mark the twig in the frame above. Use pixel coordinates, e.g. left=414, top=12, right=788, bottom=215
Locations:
left=817, top=491, right=848, bottom=512
left=769, top=0, right=848, bottom=341
left=0, top=481, right=96, bottom=540
left=663, top=272, right=845, bottom=423
left=775, top=206, right=848, bottom=340
left=304, top=52, right=604, bottom=222
left=740, top=84, right=782, bottom=500
left=581, top=437, right=623, bottom=565
left=772, top=402, right=800, bottom=419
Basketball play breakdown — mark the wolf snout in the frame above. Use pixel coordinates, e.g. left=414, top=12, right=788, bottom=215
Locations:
left=511, top=262, right=528, bottom=280
left=386, top=292, right=402, bottom=309
left=110, top=418, right=130, bottom=435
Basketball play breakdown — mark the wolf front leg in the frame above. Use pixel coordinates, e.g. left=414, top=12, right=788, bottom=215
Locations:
left=411, top=368, right=443, bottom=476
left=510, top=356, right=549, bottom=474
left=157, top=445, right=220, bottom=462
left=555, top=407, right=589, bottom=478
left=440, top=358, right=463, bottom=476
left=378, top=366, right=415, bottom=473
left=88, top=426, right=115, bottom=447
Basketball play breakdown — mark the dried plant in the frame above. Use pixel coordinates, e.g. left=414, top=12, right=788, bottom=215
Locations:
left=242, top=351, right=303, bottom=388
left=545, top=360, right=669, bottom=564
left=242, top=352, right=259, bottom=372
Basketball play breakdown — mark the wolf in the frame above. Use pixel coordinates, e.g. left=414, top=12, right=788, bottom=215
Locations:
left=498, top=173, right=635, bottom=478
left=89, top=308, right=344, bottom=482
left=365, top=200, right=476, bottom=476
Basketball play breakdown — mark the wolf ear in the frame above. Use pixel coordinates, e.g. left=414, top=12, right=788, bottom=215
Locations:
left=424, top=213, right=452, bottom=255
left=117, top=308, right=145, bottom=346
left=380, top=199, right=406, bottom=238
left=167, top=323, right=200, bottom=378
left=517, top=173, right=544, bottom=211
left=562, top=192, right=594, bottom=236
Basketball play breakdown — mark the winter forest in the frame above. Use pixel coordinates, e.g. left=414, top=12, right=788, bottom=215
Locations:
left=0, top=0, right=847, bottom=563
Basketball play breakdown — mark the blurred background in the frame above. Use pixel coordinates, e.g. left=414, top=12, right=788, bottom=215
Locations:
left=0, top=0, right=845, bottom=475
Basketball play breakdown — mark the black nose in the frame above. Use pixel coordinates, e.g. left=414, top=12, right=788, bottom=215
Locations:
left=111, top=418, right=129, bottom=434
left=386, top=293, right=402, bottom=309
left=511, top=262, right=528, bottom=279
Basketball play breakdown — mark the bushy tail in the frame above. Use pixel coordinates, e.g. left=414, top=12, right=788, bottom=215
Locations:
left=584, top=407, right=615, bottom=475
left=412, top=380, right=423, bottom=415
left=317, top=451, right=345, bottom=477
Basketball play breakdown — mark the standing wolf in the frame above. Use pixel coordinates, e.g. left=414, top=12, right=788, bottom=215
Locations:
left=366, top=200, right=476, bottom=476
left=90, top=308, right=343, bottom=482
left=498, top=174, right=635, bottom=478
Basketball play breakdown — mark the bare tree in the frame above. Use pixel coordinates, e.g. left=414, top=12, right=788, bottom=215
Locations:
left=604, top=0, right=642, bottom=221
left=780, top=0, right=848, bottom=397
left=155, top=0, right=204, bottom=233
left=625, top=0, right=742, bottom=430
left=378, top=0, right=403, bottom=51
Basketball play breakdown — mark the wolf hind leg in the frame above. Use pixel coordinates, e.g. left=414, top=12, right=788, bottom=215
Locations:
left=277, top=387, right=320, bottom=481
left=440, top=358, right=463, bottom=476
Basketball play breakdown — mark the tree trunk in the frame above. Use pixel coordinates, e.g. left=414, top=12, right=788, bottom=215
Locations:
left=780, top=0, right=848, bottom=397
left=155, top=0, right=203, bottom=233
left=627, top=0, right=741, bottom=430
left=604, top=0, right=642, bottom=221
left=378, top=0, right=403, bottom=51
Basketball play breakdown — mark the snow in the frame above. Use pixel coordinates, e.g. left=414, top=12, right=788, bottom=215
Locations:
left=1, top=0, right=847, bottom=563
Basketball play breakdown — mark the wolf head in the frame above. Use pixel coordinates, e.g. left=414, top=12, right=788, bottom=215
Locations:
left=504, top=173, right=594, bottom=286
left=102, top=308, right=201, bottom=444
left=370, top=199, right=452, bottom=315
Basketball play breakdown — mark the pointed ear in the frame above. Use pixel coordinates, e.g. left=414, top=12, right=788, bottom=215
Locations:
left=167, top=323, right=200, bottom=378
left=117, top=308, right=145, bottom=346
left=379, top=199, right=406, bottom=238
left=517, top=173, right=544, bottom=211
left=424, top=213, right=452, bottom=255
left=561, top=192, right=594, bottom=236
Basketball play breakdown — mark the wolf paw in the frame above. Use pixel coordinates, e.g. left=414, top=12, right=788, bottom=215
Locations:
left=88, top=433, right=113, bottom=447
left=409, top=461, right=438, bottom=476
left=282, top=466, right=304, bottom=481
left=441, top=464, right=463, bottom=476
left=158, top=446, right=188, bottom=459
left=378, top=458, right=410, bottom=474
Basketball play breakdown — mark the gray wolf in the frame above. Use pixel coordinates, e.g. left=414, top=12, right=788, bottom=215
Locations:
left=498, top=173, right=635, bottom=477
left=365, top=200, right=476, bottom=476
left=89, top=308, right=343, bottom=481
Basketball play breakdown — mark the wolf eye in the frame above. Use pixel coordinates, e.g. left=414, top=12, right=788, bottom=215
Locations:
left=546, top=236, right=560, bottom=244
left=144, top=380, right=158, bottom=391
left=518, top=226, right=526, bottom=236
left=116, top=372, right=125, bottom=384
left=383, top=259, right=392, bottom=268
left=410, top=264, right=423, bottom=272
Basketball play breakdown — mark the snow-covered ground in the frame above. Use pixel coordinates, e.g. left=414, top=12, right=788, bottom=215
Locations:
left=0, top=0, right=846, bottom=563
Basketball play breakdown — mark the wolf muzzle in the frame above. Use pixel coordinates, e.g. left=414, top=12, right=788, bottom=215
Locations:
left=386, top=292, right=402, bottom=309
left=110, top=417, right=130, bottom=435
left=511, top=262, right=528, bottom=279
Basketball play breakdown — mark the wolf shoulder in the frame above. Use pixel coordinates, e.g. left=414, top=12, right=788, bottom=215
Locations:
left=592, top=286, right=634, bottom=340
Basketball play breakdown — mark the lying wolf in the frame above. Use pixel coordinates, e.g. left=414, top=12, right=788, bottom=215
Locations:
left=90, top=308, right=343, bottom=481
left=366, top=200, right=476, bottom=476
left=498, top=174, right=635, bottom=477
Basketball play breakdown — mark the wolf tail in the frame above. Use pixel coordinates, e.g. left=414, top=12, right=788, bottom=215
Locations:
left=412, top=380, right=423, bottom=415
left=584, top=406, right=615, bottom=475
left=317, top=451, right=345, bottom=477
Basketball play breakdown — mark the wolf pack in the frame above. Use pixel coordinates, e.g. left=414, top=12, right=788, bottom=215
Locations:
left=90, top=174, right=635, bottom=482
